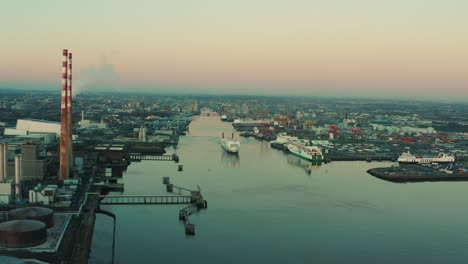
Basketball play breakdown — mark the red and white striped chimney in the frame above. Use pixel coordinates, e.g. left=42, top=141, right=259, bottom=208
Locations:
left=67, top=52, right=73, bottom=169
left=60, top=49, right=69, bottom=180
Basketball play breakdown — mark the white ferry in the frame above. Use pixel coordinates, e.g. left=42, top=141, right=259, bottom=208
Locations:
left=221, top=133, right=240, bottom=153
left=397, top=152, right=455, bottom=164
left=273, top=133, right=299, bottom=144
left=287, top=141, right=324, bottom=162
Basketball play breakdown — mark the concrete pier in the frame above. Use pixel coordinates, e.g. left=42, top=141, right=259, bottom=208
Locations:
left=368, top=165, right=468, bottom=183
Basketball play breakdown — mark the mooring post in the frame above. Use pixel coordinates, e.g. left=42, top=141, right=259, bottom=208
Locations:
left=163, top=177, right=170, bottom=184
left=185, top=223, right=195, bottom=235
left=173, top=154, right=179, bottom=163
left=196, top=200, right=208, bottom=209
left=179, top=210, right=187, bottom=221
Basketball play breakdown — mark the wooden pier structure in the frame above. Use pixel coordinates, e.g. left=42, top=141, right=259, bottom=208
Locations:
left=97, top=177, right=207, bottom=236
left=163, top=177, right=207, bottom=235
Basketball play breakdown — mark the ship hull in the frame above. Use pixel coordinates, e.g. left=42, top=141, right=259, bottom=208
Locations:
left=222, top=144, right=239, bottom=153
left=398, top=161, right=453, bottom=164
left=221, top=138, right=240, bottom=153
left=289, top=150, right=324, bottom=162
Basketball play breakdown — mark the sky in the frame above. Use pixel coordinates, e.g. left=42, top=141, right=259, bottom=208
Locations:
left=1, top=0, right=467, bottom=100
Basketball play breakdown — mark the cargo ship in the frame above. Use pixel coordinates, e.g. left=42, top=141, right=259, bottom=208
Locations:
left=221, top=133, right=240, bottom=153
left=287, top=141, right=324, bottom=162
left=397, top=152, right=455, bottom=164
left=232, top=119, right=272, bottom=131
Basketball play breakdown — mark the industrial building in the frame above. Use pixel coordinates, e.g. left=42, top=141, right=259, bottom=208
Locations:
left=0, top=141, right=45, bottom=182
left=16, top=119, right=61, bottom=136
left=78, top=110, right=108, bottom=129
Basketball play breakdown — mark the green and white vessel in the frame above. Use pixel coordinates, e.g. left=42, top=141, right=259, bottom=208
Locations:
left=287, top=141, right=324, bottom=162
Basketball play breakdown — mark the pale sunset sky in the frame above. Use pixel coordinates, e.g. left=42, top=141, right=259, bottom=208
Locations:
left=1, top=0, right=467, bottom=99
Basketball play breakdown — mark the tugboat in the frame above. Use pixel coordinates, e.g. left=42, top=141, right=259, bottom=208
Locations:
left=240, top=131, right=253, bottom=137
left=254, top=133, right=264, bottom=140
left=263, top=133, right=277, bottom=141
left=221, top=133, right=240, bottom=153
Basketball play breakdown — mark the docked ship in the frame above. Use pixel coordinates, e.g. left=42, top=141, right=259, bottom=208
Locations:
left=397, top=152, right=455, bottom=164
left=221, top=133, right=240, bottom=153
left=232, top=119, right=272, bottom=131
left=273, top=133, right=299, bottom=144
left=287, top=141, right=324, bottom=162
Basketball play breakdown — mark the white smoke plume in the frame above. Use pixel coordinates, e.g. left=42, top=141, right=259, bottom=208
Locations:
left=73, top=53, right=121, bottom=96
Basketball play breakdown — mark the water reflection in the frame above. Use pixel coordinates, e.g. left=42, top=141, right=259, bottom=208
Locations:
left=286, top=154, right=321, bottom=175
left=221, top=150, right=240, bottom=167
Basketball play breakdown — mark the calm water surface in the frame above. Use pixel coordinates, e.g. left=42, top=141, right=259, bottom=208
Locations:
left=90, top=115, right=468, bottom=264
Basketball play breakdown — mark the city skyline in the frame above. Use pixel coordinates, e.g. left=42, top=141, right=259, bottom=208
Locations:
left=1, top=0, right=468, bottom=100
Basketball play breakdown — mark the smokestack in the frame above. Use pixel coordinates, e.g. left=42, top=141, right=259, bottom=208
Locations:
left=2, top=143, right=8, bottom=180
left=14, top=154, right=22, bottom=200
left=60, top=49, right=69, bottom=180
left=0, top=143, right=4, bottom=182
left=67, top=52, right=74, bottom=169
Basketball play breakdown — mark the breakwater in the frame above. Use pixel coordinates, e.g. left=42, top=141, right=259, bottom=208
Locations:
left=368, top=165, right=468, bottom=183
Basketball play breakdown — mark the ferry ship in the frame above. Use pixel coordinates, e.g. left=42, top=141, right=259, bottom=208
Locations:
left=397, top=152, right=455, bottom=164
left=287, top=141, right=324, bottom=162
left=221, top=133, right=240, bottom=153
left=273, top=133, right=299, bottom=144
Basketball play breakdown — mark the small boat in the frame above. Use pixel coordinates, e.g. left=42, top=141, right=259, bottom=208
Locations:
left=240, top=131, right=253, bottom=137
left=254, top=133, right=264, bottom=140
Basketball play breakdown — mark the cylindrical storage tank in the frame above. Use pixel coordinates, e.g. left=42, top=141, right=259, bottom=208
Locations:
left=0, top=220, right=47, bottom=248
left=0, top=255, right=32, bottom=264
left=9, top=207, right=54, bottom=228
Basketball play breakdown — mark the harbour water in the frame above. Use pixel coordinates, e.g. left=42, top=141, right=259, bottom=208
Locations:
left=90, top=114, right=468, bottom=264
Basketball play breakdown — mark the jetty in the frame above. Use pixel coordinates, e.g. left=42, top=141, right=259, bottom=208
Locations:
left=368, top=165, right=468, bottom=183
left=99, top=195, right=193, bottom=205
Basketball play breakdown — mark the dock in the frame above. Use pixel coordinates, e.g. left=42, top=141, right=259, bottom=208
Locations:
left=96, top=177, right=207, bottom=236
left=163, top=177, right=207, bottom=235
left=99, top=195, right=193, bottom=205
left=368, top=165, right=468, bottom=183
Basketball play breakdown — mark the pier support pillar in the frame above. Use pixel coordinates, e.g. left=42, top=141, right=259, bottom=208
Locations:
left=163, top=177, right=170, bottom=184
left=185, top=223, right=195, bottom=235
left=179, top=210, right=187, bottom=221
